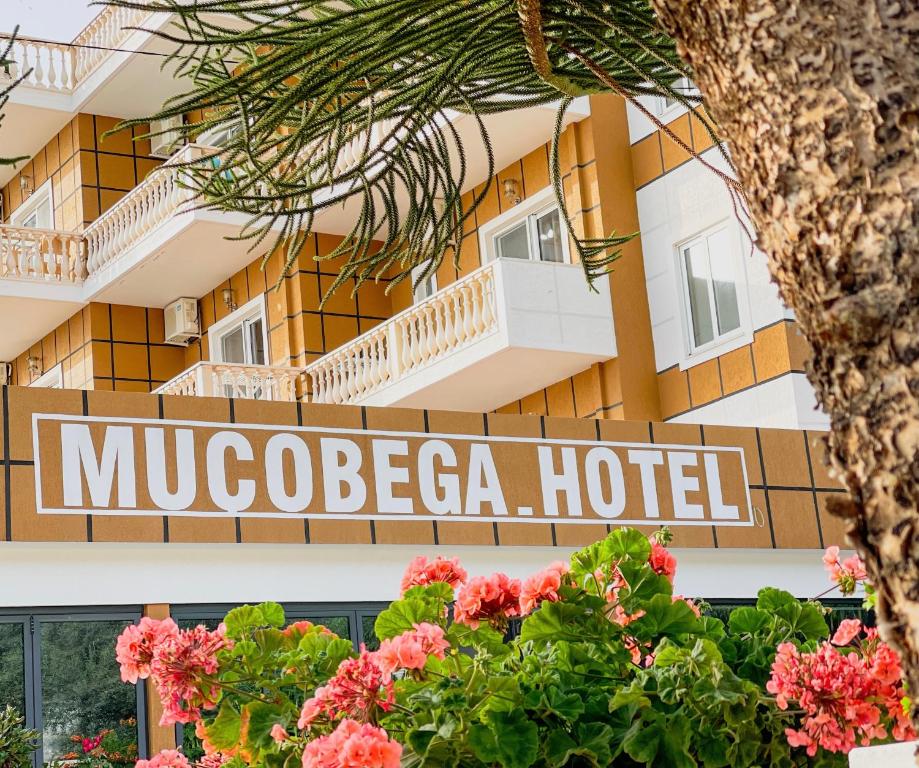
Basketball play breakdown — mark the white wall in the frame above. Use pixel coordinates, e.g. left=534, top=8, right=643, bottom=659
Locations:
left=0, top=541, right=839, bottom=607
left=636, top=147, right=788, bottom=373
left=667, top=372, right=830, bottom=430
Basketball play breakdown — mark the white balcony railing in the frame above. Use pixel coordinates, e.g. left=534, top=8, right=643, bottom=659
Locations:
left=71, top=6, right=153, bottom=83
left=2, top=39, right=74, bottom=91
left=0, top=7, right=154, bottom=95
left=305, top=262, right=498, bottom=405
left=0, top=225, right=86, bottom=283
left=83, top=144, right=212, bottom=274
left=154, top=361, right=304, bottom=401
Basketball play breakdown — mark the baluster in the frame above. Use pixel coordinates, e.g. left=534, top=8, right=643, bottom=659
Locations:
left=470, top=277, right=485, bottom=334
left=451, top=291, right=465, bottom=343
left=345, top=355, right=358, bottom=399
left=462, top=284, right=476, bottom=339
left=399, top=322, right=413, bottom=371
left=409, top=317, right=424, bottom=366
left=423, top=307, right=437, bottom=360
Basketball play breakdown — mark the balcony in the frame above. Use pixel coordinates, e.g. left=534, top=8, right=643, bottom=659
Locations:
left=304, top=257, right=617, bottom=412
left=153, top=362, right=304, bottom=401
left=81, top=143, right=274, bottom=307
left=0, top=225, right=87, bottom=358
left=1, top=7, right=189, bottom=186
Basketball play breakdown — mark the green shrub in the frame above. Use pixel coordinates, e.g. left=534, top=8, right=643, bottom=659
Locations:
left=0, top=707, right=38, bottom=768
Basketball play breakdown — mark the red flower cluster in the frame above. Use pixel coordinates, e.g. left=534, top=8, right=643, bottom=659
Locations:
left=823, top=546, right=868, bottom=596
left=400, top=556, right=468, bottom=595
left=298, top=650, right=395, bottom=729
left=648, top=541, right=677, bottom=581
left=767, top=620, right=914, bottom=755
left=301, top=719, right=401, bottom=768
left=115, top=619, right=232, bottom=726
left=519, top=561, right=570, bottom=615
left=453, top=573, right=522, bottom=630
left=377, top=623, right=450, bottom=677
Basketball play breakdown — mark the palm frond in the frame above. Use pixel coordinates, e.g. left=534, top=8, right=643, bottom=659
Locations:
left=104, top=0, right=705, bottom=299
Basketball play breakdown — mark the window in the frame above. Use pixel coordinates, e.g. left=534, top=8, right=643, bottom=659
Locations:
left=171, top=603, right=385, bottom=758
left=656, top=77, right=691, bottom=116
left=31, top=364, right=62, bottom=388
left=479, top=187, right=569, bottom=265
left=208, top=296, right=268, bottom=366
left=10, top=179, right=53, bottom=230
left=678, top=224, right=743, bottom=353
left=0, top=609, right=147, bottom=768
left=410, top=261, right=438, bottom=304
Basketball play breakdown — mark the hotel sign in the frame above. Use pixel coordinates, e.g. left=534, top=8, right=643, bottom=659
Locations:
left=32, top=414, right=753, bottom=527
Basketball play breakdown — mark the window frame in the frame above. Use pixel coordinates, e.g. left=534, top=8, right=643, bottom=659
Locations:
left=0, top=606, right=148, bottom=768
left=655, top=76, right=693, bottom=118
left=207, top=295, right=270, bottom=366
left=675, top=221, right=752, bottom=369
left=9, top=179, right=54, bottom=230
left=410, top=261, right=438, bottom=305
left=478, top=186, right=570, bottom=265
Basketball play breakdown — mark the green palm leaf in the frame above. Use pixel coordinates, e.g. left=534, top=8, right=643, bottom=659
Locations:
left=104, top=0, right=712, bottom=300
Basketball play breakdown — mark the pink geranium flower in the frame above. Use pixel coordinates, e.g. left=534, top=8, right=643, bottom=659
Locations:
left=648, top=541, right=677, bottom=582
left=823, top=546, right=867, bottom=595
left=298, top=650, right=394, bottom=729
left=135, top=750, right=191, bottom=768
left=270, top=724, right=289, bottom=744
left=116, top=617, right=179, bottom=683
left=453, top=573, right=522, bottom=629
left=519, top=561, right=570, bottom=614
left=832, top=619, right=862, bottom=646
left=302, top=719, right=401, bottom=768
left=377, top=623, right=450, bottom=676
left=400, top=556, right=468, bottom=595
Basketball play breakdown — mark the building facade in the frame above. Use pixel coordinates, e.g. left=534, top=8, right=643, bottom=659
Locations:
left=0, top=7, right=845, bottom=763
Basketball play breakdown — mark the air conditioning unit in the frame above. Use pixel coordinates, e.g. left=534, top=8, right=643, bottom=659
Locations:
left=149, top=115, right=185, bottom=158
left=164, top=298, right=200, bottom=345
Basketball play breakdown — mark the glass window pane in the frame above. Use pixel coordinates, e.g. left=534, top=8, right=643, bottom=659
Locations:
left=707, top=228, right=741, bottom=335
left=683, top=241, right=714, bottom=348
left=495, top=222, right=529, bottom=260
left=0, top=622, right=25, bottom=714
left=220, top=325, right=246, bottom=364
left=535, top=210, right=564, bottom=263
left=360, top=615, right=381, bottom=652
left=246, top=318, right=265, bottom=365
left=39, top=620, right=140, bottom=764
left=298, top=615, right=350, bottom=639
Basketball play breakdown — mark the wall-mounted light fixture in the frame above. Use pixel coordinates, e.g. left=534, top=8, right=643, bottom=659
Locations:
left=27, top=355, right=42, bottom=378
left=502, top=178, right=521, bottom=206
left=19, top=175, right=34, bottom=198
left=222, top=287, right=237, bottom=313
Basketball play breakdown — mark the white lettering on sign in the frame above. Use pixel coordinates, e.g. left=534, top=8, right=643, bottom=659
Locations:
left=33, top=414, right=754, bottom=527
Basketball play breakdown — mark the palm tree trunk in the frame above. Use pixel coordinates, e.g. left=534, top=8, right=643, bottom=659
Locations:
left=648, top=0, right=919, bottom=727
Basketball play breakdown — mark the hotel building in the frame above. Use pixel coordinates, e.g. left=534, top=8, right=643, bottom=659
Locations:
left=0, top=7, right=852, bottom=763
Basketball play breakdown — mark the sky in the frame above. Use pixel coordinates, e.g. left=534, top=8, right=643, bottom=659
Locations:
left=3, top=0, right=98, bottom=41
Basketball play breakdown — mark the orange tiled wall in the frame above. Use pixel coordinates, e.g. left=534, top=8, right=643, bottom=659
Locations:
left=184, top=236, right=395, bottom=371
left=656, top=320, right=811, bottom=420
left=10, top=304, right=187, bottom=392
left=630, top=107, right=717, bottom=189
left=1, top=115, right=161, bottom=231
left=382, top=115, right=627, bottom=421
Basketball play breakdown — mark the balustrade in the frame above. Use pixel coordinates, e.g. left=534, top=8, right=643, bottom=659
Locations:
left=0, top=225, right=86, bottom=283
left=306, top=262, right=498, bottom=405
left=154, top=362, right=304, bottom=402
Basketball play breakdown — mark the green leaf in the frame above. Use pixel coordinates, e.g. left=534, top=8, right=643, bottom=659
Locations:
left=244, top=701, right=286, bottom=751
left=779, top=603, right=828, bottom=641
left=206, top=701, right=242, bottom=751
left=623, top=719, right=661, bottom=763
left=543, top=729, right=578, bottom=768
left=447, top=623, right=509, bottom=657
left=468, top=724, right=500, bottom=764
left=223, top=605, right=263, bottom=638
left=403, top=582, right=455, bottom=602
left=519, top=601, right=586, bottom=644
left=259, top=602, right=286, bottom=628
left=482, top=710, right=538, bottom=768
left=756, top=587, right=796, bottom=612
left=727, top=607, right=772, bottom=636
left=606, top=527, right=653, bottom=562
left=374, top=598, right=444, bottom=641
left=630, top=594, right=700, bottom=637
